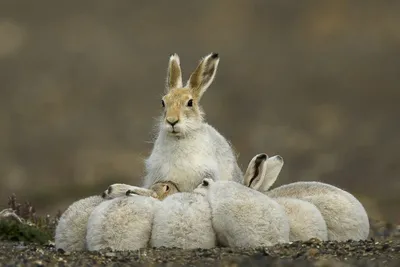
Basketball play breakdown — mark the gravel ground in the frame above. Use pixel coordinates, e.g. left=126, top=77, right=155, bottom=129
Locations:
left=0, top=239, right=399, bottom=267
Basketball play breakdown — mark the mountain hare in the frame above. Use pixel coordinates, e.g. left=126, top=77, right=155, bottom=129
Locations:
left=250, top=154, right=370, bottom=241
left=143, top=53, right=243, bottom=192
left=55, top=195, right=103, bottom=251
left=151, top=191, right=216, bottom=249
left=243, top=154, right=328, bottom=242
left=195, top=155, right=290, bottom=248
left=86, top=182, right=178, bottom=251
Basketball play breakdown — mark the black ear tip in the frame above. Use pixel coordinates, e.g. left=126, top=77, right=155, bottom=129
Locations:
left=257, top=154, right=268, bottom=161
left=202, top=179, right=209, bottom=186
left=101, top=192, right=106, bottom=198
left=125, top=190, right=131, bottom=196
left=211, top=53, right=219, bottom=59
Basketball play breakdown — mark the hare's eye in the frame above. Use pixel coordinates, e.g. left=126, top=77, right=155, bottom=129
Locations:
left=161, top=100, right=165, bottom=107
left=165, top=185, right=170, bottom=192
left=187, top=99, right=193, bottom=107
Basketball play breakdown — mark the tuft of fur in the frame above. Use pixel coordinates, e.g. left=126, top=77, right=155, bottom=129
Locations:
left=151, top=192, right=216, bottom=249
left=273, top=197, right=328, bottom=241
left=55, top=195, right=103, bottom=251
left=143, top=53, right=243, bottom=192
left=195, top=178, right=290, bottom=248
left=86, top=195, right=159, bottom=251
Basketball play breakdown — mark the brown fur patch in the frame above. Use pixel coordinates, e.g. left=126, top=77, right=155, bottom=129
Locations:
left=162, top=88, right=200, bottom=122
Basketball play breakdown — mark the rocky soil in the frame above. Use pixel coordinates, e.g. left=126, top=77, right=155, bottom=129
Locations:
left=1, top=238, right=400, bottom=267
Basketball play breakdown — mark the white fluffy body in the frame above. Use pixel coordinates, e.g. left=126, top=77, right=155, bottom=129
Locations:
left=273, top=197, right=328, bottom=241
left=243, top=154, right=328, bottom=242
left=266, top=182, right=370, bottom=241
left=55, top=195, right=103, bottom=251
left=86, top=195, right=159, bottom=251
left=151, top=192, right=216, bottom=249
left=195, top=179, right=290, bottom=248
left=245, top=153, right=369, bottom=241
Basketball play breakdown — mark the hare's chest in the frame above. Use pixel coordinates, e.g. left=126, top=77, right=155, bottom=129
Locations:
left=150, top=145, right=219, bottom=191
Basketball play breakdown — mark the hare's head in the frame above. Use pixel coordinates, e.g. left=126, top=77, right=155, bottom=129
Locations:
left=150, top=181, right=180, bottom=200
left=243, top=154, right=284, bottom=192
left=160, top=53, right=220, bottom=137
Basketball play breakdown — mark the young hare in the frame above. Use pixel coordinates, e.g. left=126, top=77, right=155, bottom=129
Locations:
left=86, top=182, right=178, bottom=251
left=86, top=194, right=158, bottom=251
left=250, top=154, right=370, bottom=241
left=151, top=191, right=216, bottom=249
left=244, top=154, right=328, bottom=242
left=55, top=182, right=176, bottom=252
left=55, top=195, right=103, bottom=251
left=194, top=154, right=290, bottom=248
left=143, top=53, right=243, bottom=192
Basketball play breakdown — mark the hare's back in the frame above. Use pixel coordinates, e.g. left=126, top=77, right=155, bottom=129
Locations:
left=205, top=123, right=242, bottom=182
left=55, top=195, right=103, bottom=251
left=87, top=196, right=158, bottom=251
left=151, top=192, right=215, bottom=249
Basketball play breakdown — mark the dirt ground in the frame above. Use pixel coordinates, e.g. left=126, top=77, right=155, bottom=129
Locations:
left=1, top=238, right=399, bottom=267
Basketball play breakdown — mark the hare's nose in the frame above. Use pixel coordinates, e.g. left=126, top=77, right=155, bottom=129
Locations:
left=166, top=118, right=179, bottom=126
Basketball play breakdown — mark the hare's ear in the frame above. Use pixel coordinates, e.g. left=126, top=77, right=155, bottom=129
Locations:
left=243, top=153, right=268, bottom=190
left=186, top=53, right=220, bottom=100
left=201, top=178, right=213, bottom=187
left=259, top=155, right=284, bottom=192
left=166, top=53, right=183, bottom=90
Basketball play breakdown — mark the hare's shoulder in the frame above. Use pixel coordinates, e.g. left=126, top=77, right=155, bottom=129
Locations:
left=204, top=123, right=236, bottom=156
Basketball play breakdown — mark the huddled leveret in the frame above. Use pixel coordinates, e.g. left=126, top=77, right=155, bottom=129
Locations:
left=243, top=154, right=328, bottom=242
left=86, top=181, right=182, bottom=251
left=55, top=195, right=103, bottom=251
left=55, top=182, right=177, bottom=251
left=193, top=154, right=290, bottom=248
left=194, top=179, right=290, bottom=247
left=150, top=191, right=216, bottom=249
left=248, top=154, right=370, bottom=241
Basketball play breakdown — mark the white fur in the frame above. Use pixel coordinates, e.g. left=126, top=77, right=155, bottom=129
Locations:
left=274, top=197, right=328, bottom=241
left=243, top=154, right=328, bottom=242
left=143, top=53, right=242, bottom=191
left=195, top=178, right=290, bottom=248
left=151, top=192, right=216, bottom=249
left=55, top=195, right=103, bottom=251
left=266, top=182, right=370, bottom=241
left=251, top=154, right=370, bottom=241
left=86, top=195, right=159, bottom=251
left=102, top=183, right=158, bottom=199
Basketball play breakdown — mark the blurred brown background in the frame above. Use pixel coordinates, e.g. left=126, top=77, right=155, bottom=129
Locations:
left=0, top=1, right=399, bottom=222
